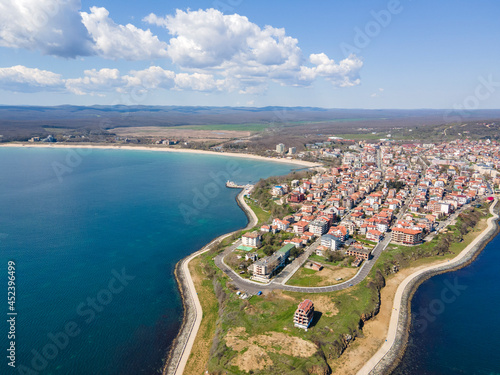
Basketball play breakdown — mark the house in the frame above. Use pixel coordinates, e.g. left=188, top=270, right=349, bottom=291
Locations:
left=391, top=227, right=422, bottom=245
left=272, top=218, right=289, bottom=231
left=328, top=225, right=349, bottom=242
left=242, top=231, right=262, bottom=248
left=272, top=186, right=285, bottom=196
left=310, top=262, right=323, bottom=271
left=290, top=237, right=304, bottom=248
left=245, top=252, right=258, bottom=262
left=260, top=225, right=271, bottom=233
left=321, top=234, right=342, bottom=250
left=289, top=192, right=305, bottom=203
left=294, top=299, right=314, bottom=329
left=315, top=245, right=329, bottom=257
left=293, top=221, right=309, bottom=234
left=366, top=229, right=384, bottom=242
left=345, top=245, right=372, bottom=260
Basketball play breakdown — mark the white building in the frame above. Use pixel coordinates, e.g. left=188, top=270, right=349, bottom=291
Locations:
left=320, top=234, right=342, bottom=250
left=242, top=231, right=262, bottom=248
left=276, top=143, right=285, bottom=153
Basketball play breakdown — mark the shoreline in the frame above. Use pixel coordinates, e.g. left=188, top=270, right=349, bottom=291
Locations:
left=4, top=140, right=294, bottom=374
left=0, top=142, right=322, bottom=168
left=358, top=197, right=499, bottom=375
left=163, top=189, right=257, bottom=375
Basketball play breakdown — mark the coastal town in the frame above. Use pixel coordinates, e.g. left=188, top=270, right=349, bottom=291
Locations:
left=172, top=136, right=499, bottom=374
left=221, top=138, right=498, bottom=292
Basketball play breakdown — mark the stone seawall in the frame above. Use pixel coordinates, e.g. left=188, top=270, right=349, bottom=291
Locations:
left=162, top=189, right=257, bottom=375
left=367, top=200, right=499, bottom=375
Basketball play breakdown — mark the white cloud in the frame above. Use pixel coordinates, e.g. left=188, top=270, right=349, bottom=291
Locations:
left=81, top=7, right=168, bottom=60
left=174, top=72, right=225, bottom=92
left=0, top=6, right=364, bottom=94
left=370, top=88, right=384, bottom=97
left=300, top=53, right=363, bottom=87
left=0, top=65, right=222, bottom=95
left=0, top=1, right=167, bottom=60
left=65, top=68, right=123, bottom=95
left=123, top=66, right=176, bottom=90
left=144, top=8, right=362, bottom=92
left=0, top=0, right=94, bottom=57
left=0, top=65, right=64, bottom=92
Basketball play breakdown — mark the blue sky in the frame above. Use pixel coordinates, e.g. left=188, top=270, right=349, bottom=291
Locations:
left=0, top=0, right=499, bottom=108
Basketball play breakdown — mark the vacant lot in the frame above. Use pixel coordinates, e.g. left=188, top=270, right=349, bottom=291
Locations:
left=110, top=126, right=252, bottom=141
left=286, top=263, right=358, bottom=287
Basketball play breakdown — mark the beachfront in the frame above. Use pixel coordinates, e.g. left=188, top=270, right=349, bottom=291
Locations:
left=0, top=142, right=322, bottom=169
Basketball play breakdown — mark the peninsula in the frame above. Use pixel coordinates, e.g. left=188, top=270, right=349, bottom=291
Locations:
left=160, top=136, right=499, bottom=374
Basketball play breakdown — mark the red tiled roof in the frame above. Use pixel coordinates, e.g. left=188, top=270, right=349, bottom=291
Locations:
left=298, top=299, right=313, bottom=312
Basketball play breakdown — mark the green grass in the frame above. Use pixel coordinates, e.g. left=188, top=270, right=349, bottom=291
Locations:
left=169, top=123, right=270, bottom=132
left=244, top=197, right=271, bottom=225
left=199, top=200, right=495, bottom=374
left=286, top=267, right=322, bottom=287
left=208, top=275, right=381, bottom=374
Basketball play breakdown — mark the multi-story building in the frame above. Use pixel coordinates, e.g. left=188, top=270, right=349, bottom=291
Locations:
left=391, top=227, right=422, bottom=245
left=241, top=231, right=262, bottom=248
left=294, top=299, right=314, bottom=329
left=309, top=220, right=328, bottom=236
left=345, top=244, right=372, bottom=260
left=251, top=244, right=293, bottom=281
left=321, top=234, right=342, bottom=250
left=276, top=143, right=285, bottom=153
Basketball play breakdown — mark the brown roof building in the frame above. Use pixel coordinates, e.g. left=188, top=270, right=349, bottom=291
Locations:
left=391, top=227, right=422, bottom=245
left=294, top=299, right=315, bottom=329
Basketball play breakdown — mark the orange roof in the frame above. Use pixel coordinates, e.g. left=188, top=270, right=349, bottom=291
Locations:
left=392, top=227, right=422, bottom=235
left=298, top=299, right=314, bottom=312
left=294, top=221, right=309, bottom=227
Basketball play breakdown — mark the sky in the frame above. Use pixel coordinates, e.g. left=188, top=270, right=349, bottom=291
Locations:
left=0, top=0, right=499, bottom=108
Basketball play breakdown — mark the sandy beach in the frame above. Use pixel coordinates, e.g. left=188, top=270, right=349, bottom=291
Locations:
left=0, top=142, right=322, bottom=168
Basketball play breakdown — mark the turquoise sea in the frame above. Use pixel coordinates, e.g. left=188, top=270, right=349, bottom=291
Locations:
left=393, top=229, right=500, bottom=375
left=0, top=147, right=296, bottom=374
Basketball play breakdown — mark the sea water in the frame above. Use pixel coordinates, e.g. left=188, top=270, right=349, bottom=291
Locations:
left=392, top=229, right=500, bottom=375
left=0, top=147, right=296, bottom=374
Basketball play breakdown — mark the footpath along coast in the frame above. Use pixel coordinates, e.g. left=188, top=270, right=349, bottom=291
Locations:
left=358, top=197, right=499, bottom=375
left=163, top=189, right=257, bottom=375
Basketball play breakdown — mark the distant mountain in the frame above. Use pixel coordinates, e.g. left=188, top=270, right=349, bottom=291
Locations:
left=1, top=105, right=499, bottom=141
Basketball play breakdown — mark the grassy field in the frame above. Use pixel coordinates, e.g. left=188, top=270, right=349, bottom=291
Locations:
left=184, top=255, right=220, bottom=375
left=186, top=201, right=494, bottom=374
left=287, top=263, right=358, bottom=287
left=171, top=123, right=270, bottom=132
left=286, top=267, right=322, bottom=287
left=244, top=197, right=271, bottom=225
left=207, top=278, right=382, bottom=374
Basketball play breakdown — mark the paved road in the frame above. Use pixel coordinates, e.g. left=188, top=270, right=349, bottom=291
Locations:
left=212, top=156, right=420, bottom=295
left=214, top=234, right=391, bottom=294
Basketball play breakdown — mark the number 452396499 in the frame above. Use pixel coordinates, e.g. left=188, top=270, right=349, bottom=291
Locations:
left=8, top=261, right=15, bottom=312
